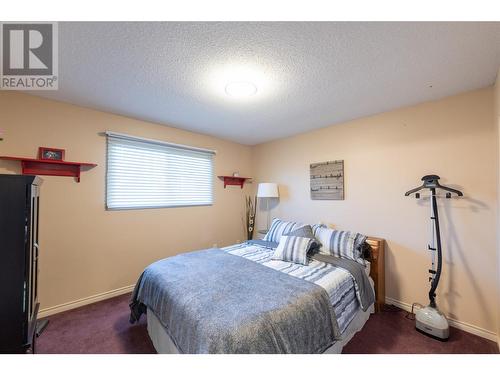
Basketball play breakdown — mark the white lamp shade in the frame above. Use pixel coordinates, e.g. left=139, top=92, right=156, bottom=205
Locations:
left=257, top=183, right=279, bottom=198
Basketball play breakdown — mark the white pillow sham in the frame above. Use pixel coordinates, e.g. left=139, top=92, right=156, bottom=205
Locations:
left=311, top=224, right=367, bottom=264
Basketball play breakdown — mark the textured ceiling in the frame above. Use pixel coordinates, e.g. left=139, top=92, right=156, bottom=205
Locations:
left=32, top=22, right=500, bottom=145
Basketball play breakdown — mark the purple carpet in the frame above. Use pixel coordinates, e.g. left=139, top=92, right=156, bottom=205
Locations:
left=36, top=294, right=498, bottom=354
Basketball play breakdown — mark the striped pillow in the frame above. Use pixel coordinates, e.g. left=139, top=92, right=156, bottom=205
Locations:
left=263, top=218, right=304, bottom=243
left=285, top=225, right=320, bottom=253
left=272, top=235, right=315, bottom=265
left=312, top=224, right=367, bottom=264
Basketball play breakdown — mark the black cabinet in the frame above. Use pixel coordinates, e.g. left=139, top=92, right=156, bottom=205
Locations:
left=0, top=174, right=42, bottom=353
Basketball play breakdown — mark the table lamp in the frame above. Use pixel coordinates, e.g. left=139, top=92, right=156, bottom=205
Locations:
left=257, top=183, right=279, bottom=232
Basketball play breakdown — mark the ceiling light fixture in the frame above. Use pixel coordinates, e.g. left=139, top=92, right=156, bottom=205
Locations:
left=225, top=81, right=258, bottom=98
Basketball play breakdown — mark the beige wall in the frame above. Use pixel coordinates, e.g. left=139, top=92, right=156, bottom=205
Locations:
left=253, top=88, right=498, bottom=335
left=0, top=92, right=253, bottom=311
left=495, top=68, right=500, bottom=343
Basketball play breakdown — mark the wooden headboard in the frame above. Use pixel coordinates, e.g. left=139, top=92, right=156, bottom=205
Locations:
left=366, top=236, right=385, bottom=312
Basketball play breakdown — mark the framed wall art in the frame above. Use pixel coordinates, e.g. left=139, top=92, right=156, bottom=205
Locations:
left=38, top=147, right=65, bottom=161
left=310, top=160, right=344, bottom=200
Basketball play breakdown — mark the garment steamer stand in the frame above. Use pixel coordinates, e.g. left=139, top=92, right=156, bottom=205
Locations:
left=405, top=175, right=462, bottom=340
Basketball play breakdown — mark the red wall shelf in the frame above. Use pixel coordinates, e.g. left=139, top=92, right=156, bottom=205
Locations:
left=218, top=175, right=252, bottom=189
left=0, top=156, right=97, bottom=183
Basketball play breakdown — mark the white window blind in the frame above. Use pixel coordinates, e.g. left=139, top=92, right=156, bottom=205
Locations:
left=106, top=132, right=215, bottom=209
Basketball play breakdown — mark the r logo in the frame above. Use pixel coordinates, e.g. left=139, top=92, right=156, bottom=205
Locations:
left=1, top=22, right=58, bottom=90
left=2, top=23, right=53, bottom=75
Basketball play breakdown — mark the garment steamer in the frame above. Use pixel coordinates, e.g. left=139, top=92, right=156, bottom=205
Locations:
left=405, top=175, right=462, bottom=340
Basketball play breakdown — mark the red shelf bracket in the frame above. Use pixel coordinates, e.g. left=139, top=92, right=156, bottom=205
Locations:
left=218, top=176, right=252, bottom=189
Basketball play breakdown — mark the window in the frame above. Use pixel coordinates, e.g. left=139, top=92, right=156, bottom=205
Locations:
left=106, top=132, right=214, bottom=209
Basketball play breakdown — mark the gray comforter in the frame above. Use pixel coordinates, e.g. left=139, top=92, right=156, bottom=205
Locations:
left=130, top=248, right=340, bottom=354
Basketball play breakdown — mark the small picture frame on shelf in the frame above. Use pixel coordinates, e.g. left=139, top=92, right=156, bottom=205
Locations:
left=38, top=147, right=65, bottom=161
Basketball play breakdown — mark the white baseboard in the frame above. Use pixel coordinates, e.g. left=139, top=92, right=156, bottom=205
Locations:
left=38, top=284, right=135, bottom=318
left=385, top=297, right=498, bottom=343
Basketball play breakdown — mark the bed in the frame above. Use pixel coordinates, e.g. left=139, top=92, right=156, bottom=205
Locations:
left=130, top=236, right=385, bottom=354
